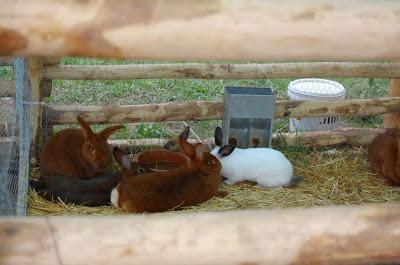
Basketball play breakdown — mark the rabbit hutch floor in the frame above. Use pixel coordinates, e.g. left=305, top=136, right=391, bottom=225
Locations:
left=27, top=146, right=400, bottom=216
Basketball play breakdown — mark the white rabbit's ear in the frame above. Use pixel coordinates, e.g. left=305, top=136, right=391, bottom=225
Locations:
left=218, top=145, right=235, bottom=157
left=214, top=127, right=223, bottom=146
left=228, top=137, right=238, bottom=147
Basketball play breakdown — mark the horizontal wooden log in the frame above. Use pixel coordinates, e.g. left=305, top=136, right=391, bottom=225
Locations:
left=44, top=62, right=400, bottom=80
left=109, top=138, right=213, bottom=149
left=0, top=80, right=15, bottom=97
left=0, top=122, right=18, bottom=137
left=275, top=97, right=400, bottom=119
left=45, top=97, right=400, bottom=124
left=1, top=204, right=400, bottom=265
left=0, top=136, right=17, bottom=144
left=277, top=127, right=385, bottom=147
left=46, top=101, right=224, bottom=124
left=1, top=1, right=400, bottom=61
left=108, top=128, right=385, bottom=149
left=0, top=56, right=13, bottom=66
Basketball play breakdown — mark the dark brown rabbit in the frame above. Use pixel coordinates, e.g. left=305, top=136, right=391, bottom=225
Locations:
left=40, top=116, right=123, bottom=179
left=368, top=129, right=400, bottom=186
left=111, top=126, right=222, bottom=213
left=30, top=172, right=122, bottom=206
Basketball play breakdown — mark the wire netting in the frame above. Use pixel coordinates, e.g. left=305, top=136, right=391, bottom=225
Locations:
left=0, top=58, right=33, bottom=216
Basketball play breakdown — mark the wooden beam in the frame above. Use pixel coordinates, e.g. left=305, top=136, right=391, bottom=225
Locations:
left=0, top=80, right=15, bottom=97
left=0, top=122, right=18, bottom=136
left=275, top=97, right=400, bottom=119
left=45, top=97, right=400, bottom=125
left=1, top=204, right=400, bottom=265
left=108, top=128, right=385, bottom=149
left=277, top=127, right=385, bottom=147
left=1, top=0, right=400, bottom=61
left=46, top=101, right=224, bottom=124
left=44, top=62, right=400, bottom=80
left=17, top=59, right=46, bottom=165
left=0, top=56, right=13, bottom=66
left=0, top=136, right=17, bottom=144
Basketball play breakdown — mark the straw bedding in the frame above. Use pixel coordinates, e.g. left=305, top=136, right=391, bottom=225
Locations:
left=28, top=146, right=400, bottom=216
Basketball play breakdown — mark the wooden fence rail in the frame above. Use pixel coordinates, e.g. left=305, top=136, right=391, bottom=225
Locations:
left=0, top=56, right=13, bottom=66
left=109, top=128, right=386, bottom=149
left=0, top=80, right=15, bottom=97
left=1, top=0, right=400, bottom=61
left=44, top=62, right=400, bottom=80
left=45, top=97, right=400, bottom=124
left=1, top=204, right=399, bottom=265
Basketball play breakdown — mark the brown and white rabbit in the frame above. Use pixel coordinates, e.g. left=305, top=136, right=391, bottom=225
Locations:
left=40, top=116, right=123, bottom=179
left=111, top=126, right=222, bottom=213
left=368, top=129, right=400, bottom=186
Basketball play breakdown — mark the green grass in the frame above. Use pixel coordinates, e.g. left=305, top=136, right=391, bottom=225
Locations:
left=0, top=57, right=390, bottom=140
left=0, top=66, right=13, bottom=80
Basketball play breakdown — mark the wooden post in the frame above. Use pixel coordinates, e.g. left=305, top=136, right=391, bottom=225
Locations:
left=0, top=80, right=15, bottom=97
left=13, top=58, right=29, bottom=216
left=383, top=79, right=400, bottom=128
left=0, top=56, right=13, bottom=66
left=0, top=204, right=400, bottom=265
left=108, top=128, right=386, bottom=149
left=43, top=62, right=400, bottom=80
left=22, top=58, right=45, bottom=165
left=44, top=97, right=400, bottom=125
left=1, top=0, right=400, bottom=61
left=39, top=58, right=59, bottom=145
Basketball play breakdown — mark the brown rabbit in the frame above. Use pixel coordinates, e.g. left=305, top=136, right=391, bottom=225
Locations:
left=40, top=116, right=123, bottom=179
left=368, top=128, right=400, bottom=186
left=164, top=128, right=211, bottom=153
left=111, top=126, right=222, bottom=213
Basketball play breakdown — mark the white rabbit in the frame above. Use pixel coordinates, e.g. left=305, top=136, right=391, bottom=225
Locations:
left=210, top=127, right=302, bottom=188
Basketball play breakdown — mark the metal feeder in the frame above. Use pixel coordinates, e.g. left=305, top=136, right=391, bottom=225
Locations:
left=222, top=87, right=275, bottom=148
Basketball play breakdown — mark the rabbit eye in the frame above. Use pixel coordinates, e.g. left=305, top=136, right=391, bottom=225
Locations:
left=137, top=167, right=146, bottom=174
left=90, top=146, right=95, bottom=153
left=207, top=160, right=215, bottom=165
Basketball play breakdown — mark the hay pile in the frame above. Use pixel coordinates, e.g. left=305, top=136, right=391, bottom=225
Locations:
left=28, top=146, right=400, bottom=216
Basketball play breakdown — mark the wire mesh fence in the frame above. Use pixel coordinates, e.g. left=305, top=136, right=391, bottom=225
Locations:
left=0, top=58, right=33, bottom=216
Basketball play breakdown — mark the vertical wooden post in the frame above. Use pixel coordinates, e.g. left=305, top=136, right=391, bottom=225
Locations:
left=383, top=79, right=400, bottom=128
left=13, top=58, right=30, bottom=216
left=39, top=58, right=59, bottom=150
left=26, top=58, right=45, bottom=165
left=21, top=57, right=59, bottom=165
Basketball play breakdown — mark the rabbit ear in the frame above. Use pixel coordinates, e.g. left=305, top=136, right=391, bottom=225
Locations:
left=180, top=126, right=190, bottom=140
left=228, top=137, right=238, bottom=147
left=113, top=147, right=131, bottom=170
left=214, top=127, right=223, bottom=147
left=218, top=145, right=235, bottom=157
left=99, top=125, right=124, bottom=140
left=195, top=144, right=209, bottom=162
left=178, top=132, right=195, bottom=159
left=77, top=116, right=94, bottom=139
